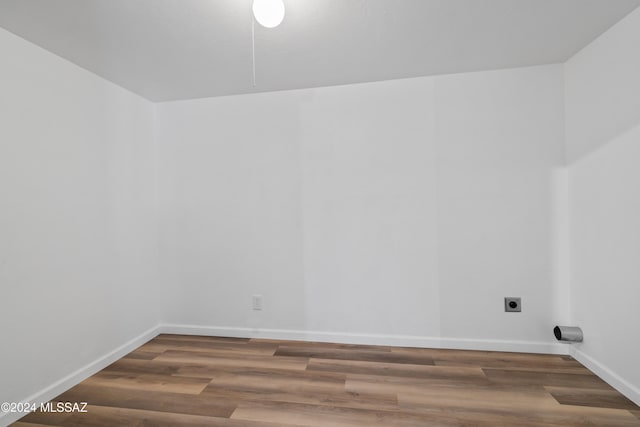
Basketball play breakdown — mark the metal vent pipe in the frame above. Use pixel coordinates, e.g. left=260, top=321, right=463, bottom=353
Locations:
left=554, top=326, right=583, bottom=342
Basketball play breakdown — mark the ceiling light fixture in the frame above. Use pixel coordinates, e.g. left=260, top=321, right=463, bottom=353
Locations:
left=252, top=0, right=285, bottom=28
left=250, top=0, right=284, bottom=87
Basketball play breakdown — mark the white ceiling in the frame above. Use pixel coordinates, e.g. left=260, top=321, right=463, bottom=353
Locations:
left=1, top=0, right=638, bottom=102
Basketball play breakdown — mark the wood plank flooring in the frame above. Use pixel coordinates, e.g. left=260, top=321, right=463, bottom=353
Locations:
left=13, top=334, right=640, bottom=426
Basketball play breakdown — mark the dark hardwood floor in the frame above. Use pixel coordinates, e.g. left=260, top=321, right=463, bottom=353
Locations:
left=13, top=334, right=640, bottom=426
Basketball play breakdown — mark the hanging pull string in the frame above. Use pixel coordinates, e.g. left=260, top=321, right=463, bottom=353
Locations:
left=251, top=16, right=256, bottom=87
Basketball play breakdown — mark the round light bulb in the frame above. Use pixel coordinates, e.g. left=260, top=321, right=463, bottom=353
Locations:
left=252, top=0, right=285, bottom=28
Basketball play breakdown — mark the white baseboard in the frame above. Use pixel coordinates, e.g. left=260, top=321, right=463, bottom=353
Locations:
left=0, top=325, right=160, bottom=427
left=159, top=324, right=568, bottom=355
left=569, top=346, right=640, bottom=407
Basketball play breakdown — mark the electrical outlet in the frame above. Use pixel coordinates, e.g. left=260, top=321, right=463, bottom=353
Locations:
left=252, top=294, right=262, bottom=311
left=504, top=297, right=521, bottom=312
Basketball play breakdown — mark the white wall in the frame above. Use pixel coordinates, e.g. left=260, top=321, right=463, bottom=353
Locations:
left=0, top=27, right=159, bottom=415
left=157, top=91, right=306, bottom=331
left=565, top=6, right=640, bottom=404
left=157, top=64, right=565, bottom=350
left=156, top=78, right=439, bottom=338
left=565, top=8, right=640, bottom=163
left=435, top=66, right=565, bottom=343
left=299, top=79, right=439, bottom=337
